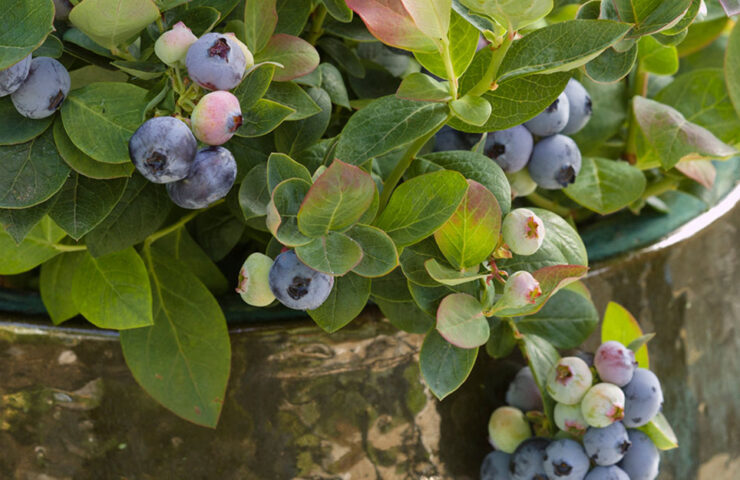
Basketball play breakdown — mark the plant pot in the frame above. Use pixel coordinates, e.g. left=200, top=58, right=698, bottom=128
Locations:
left=0, top=185, right=738, bottom=479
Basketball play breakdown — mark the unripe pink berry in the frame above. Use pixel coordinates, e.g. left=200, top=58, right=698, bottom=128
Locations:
left=502, top=208, right=545, bottom=256
left=546, top=357, right=593, bottom=405
left=581, top=383, right=625, bottom=428
left=594, top=340, right=637, bottom=386
left=155, top=22, right=198, bottom=66
left=487, top=406, right=532, bottom=454
left=502, top=271, right=542, bottom=308
left=191, top=91, right=243, bottom=145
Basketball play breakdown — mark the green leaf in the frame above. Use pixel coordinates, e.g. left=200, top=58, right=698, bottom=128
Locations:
left=434, top=179, right=501, bottom=268
left=263, top=81, right=322, bottom=120
left=346, top=0, right=438, bottom=53
left=72, top=248, right=153, bottom=329
left=420, top=329, right=478, bottom=400
left=238, top=163, right=270, bottom=220
left=414, top=10, right=478, bottom=78
left=190, top=203, right=245, bottom=261
left=449, top=94, right=492, bottom=126
left=308, top=273, right=370, bottom=333
left=318, top=63, right=351, bottom=109
left=317, top=37, right=366, bottom=77
left=521, top=333, right=559, bottom=421
left=34, top=33, right=63, bottom=58
left=243, top=0, right=277, bottom=53
left=48, top=174, right=127, bottom=240
left=638, top=412, right=679, bottom=450
left=372, top=267, right=434, bottom=333
left=726, top=21, right=740, bottom=119
left=627, top=333, right=656, bottom=354
left=497, top=20, right=631, bottom=83
left=266, top=178, right=312, bottom=246
left=572, top=76, right=629, bottom=155
left=298, top=160, right=375, bottom=237
left=396, top=73, right=452, bottom=102
left=255, top=34, right=319, bottom=82
left=69, top=0, right=160, bottom=50
left=450, top=72, right=571, bottom=134
left=633, top=96, right=737, bottom=170
left=601, top=301, right=649, bottom=368
left=425, top=258, right=488, bottom=286
left=564, top=157, right=647, bottom=215
left=638, top=36, right=678, bottom=75
left=275, top=87, right=332, bottom=155
left=52, top=120, right=133, bottom=179
left=335, top=95, right=449, bottom=166
left=40, top=252, right=84, bottom=325
left=585, top=44, right=637, bottom=83
left=346, top=224, right=399, bottom=277
left=120, top=248, right=230, bottom=428
left=0, top=97, right=53, bottom=146
left=498, top=208, right=588, bottom=272
left=601, top=0, right=692, bottom=39
left=85, top=174, right=171, bottom=257
left=110, top=60, right=167, bottom=80
left=400, top=238, right=446, bottom=286
left=267, top=153, right=312, bottom=192
left=408, top=281, right=451, bottom=316
left=677, top=16, right=728, bottom=58
left=0, top=216, right=64, bottom=275
left=486, top=317, right=516, bottom=359
left=61, top=82, right=149, bottom=164
left=63, top=27, right=113, bottom=58
left=436, top=293, right=488, bottom=349
left=402, top=0, right=451, bottom=41
left=457, top=0, right=553, bottom=30
left=0, top=129, right=69, bottom=209
left=514, top=289, right=598, bottom=349
left=375, top=170, right=468, bottom=248
left=166, top=7, right=220, bottom=37
left=274, top=0, right=312, bottom=36
left=322, top=0, right=353, bottom=22
left=415, top=150, right=511, bottom=213
left=0, top=0, right=54, bottom=70
left=234, top=63, right=275, bottom=111
left=235, top=99, right=294, bottom=137
left=295, top=231, right=363, bottom=275
left=0, top=197, right=57, bottom=244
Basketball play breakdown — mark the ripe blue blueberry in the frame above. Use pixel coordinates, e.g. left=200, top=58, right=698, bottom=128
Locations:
left=584, top=466, right=630, bottom=480
left=0, top=55, right=31, bottom=97
left=524, top=92, right=570, bottom=137
left=186, top=32, right=247, bottom=91
left=434, top=125, right=476, bottom=151
left=166, top=146, right=237, bottom=209
left=618, top=430, right=660, bottom=480
left=546, top=357, right=593, bottom=405
left=528, top=134, right=582, bottom=190
left=480, top=450, right=512, bottom=480
left=583, top=422, right=631, bottom=466
left=10, top=57, right=70, bottom=119
left=268, top=250, right=334, bottom=310
left=485, top=125, right=533, bottom=173
left=562, top=79, right=592, bottom=135
left=543, top=439, right=589, bottom=480
left=506, top=366, right=544, bottom=413
left=128, top=116, right=197, bottom=183
left=622, top=368, right=663, bottom=427
left=594, top=341, right=637, bottom=387
left=509, top=437, right=549, bottom=480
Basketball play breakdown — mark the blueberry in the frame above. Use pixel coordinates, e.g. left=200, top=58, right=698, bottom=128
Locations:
left=488, top=406, right=532, bottom=454
left=237, top=253, right=276, bottom=307
left=10, top=57, right=70, bottom=119
left=546, top=357, right=593, bottom=405
left=562, top=79, right=592, bottom=135
left=268, top=250, right=334, bottom=310
left=166, top=146, right=237, bottom=209
left=618, top=430, right=660, bottom=480
left=481, top=451, right=512, bottom=480
left=500, top=271, right=542, bottom=309
left=155, top=21, right=198, bottom=66
left=185, top=32, right=247, bottom=91
left=622, top=368, right=663, bottom=427
left=524, top=92, right=570, bottom=136
left=509, top=437, right=549, bottom=480
left=581, top=383, right=625, bottom=428
left=583, top=422, right=631, bottom=466
left=128, top=116, right=197, bottom=183
left=554, top=403, right=588, bottom=436
left=583, top=466, right=630, bottom=480
left=0, top=55, right=31, bottom=97
left=543, top=439, right=589, bottom=480
left=528, top=134, right=582, bottom=190
left=191, top=91, right=243, bottom=145
left=594, top=341, right=637, bottom=387
left=434, top=125, right=478, bottom=151
left=506, top=366, right=544, bottom=413
left=224, top=32, right=254, bottom=71
left=502, top=208, right=545, bottom=256
left=485, top=125, right=533, bottom=173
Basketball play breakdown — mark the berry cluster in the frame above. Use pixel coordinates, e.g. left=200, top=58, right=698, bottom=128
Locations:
left=127, top=23, right=254, bottom=209
left=0, top=55, right=70, bottom=119
left=483, top=339, right=666, bottom=480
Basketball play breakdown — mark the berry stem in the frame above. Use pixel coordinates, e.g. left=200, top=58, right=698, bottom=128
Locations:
left=624, top=68, right=649, bottom=164
left=467, top=31, right=513, bottom=97
left=524, top=192, right=572, bottom=218
left=440, top=39, right=458, bottom=99
left=52, top=244, right=87, bottom=252
left=144, top=199, right=224, bottom=247
left=306, top=4, right=327, bottom=45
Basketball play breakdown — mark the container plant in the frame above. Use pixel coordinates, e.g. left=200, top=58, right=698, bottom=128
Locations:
left=0, top=0, right=738, bottom=474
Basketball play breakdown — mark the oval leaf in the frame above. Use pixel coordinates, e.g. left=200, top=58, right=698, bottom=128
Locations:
left=514, top=289, right=598, bottom=349
left=0, top=216, right=64, bottom=275
left=255, top=34, right=319, bottom=82
left=564, top=157, right=647, bottom=215
left=69, top=0, right=160, bottom=50
left=295, top=231, right=363, bottom=275
left=0, top=0, right=54, bottom=70
left=346, top=0, right=438, bottom=53
left=346, top=223, right=399, bottom=277
left=436, top=292, right=488, bottom=349
left=308, top=272, right=370, bottom=333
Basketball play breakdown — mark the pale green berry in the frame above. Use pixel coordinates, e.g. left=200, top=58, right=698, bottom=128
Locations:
left=546, top=357, right=593, bottom=405
left=507, top=169, right=538, bottom=198
left=554, top=402, right=588, bottom=435
left=502, top=208, right=545, bottom=256
left=501, top=271, right=542, bottom=309
left=155, top=22, right=197, bottom=66
left=581, top=383, right=625, bottom=428
left=487, top=406, right=532, bottom=454
left=236, top=253, right=276, bottom=307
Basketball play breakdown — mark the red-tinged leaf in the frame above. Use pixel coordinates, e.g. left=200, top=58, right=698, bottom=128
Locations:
left=436, top=292, right=489, bottom=349
left=346, top=0, right=438, bottom=53
left=434, top=179, right=501, bottom=269
left=401, top=0, right=451, bottom=42
left=494, top=264, right=589, bottom=317
left=297, top=159, right=376, bottom=237
left=601, top=302, right=650, bottom=368
left=255, top=34, right=319, bottom=81
left=675, top=159, right=716, bottom=189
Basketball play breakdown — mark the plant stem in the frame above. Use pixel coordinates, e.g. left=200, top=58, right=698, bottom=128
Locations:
left=376, top=117, right=450, bottom=216
left=144, top=211, right=200, bottom=247
left=624, top=69, right=649, bottom=164
left=642, top=176, right=679, bottom=199
left=53, top=244, right=87, bottom=252
left=468, top=32, right=513, bottom=97
left=524, top=192, right=572, bottom=218
left=440, top=40, right=458, bottom=99
left=306, top=5, right=327, bottom=45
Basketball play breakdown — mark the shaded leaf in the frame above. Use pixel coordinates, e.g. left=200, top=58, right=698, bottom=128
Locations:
left=420, top=329, right=478, bottom=400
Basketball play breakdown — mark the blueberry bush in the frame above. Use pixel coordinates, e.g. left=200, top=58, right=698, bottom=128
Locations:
left=0, top=0, right=737, bottom=435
